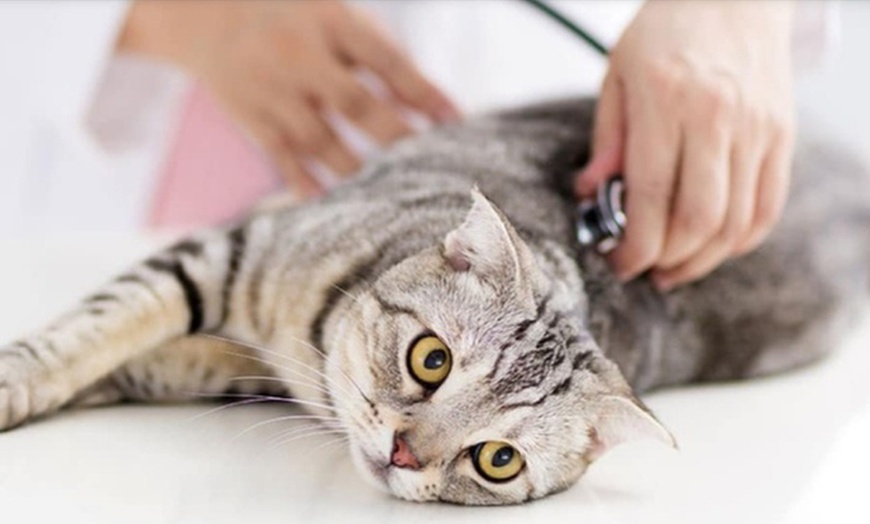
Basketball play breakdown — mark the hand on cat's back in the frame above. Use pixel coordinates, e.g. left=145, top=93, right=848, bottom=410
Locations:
left=576, top=1, right=796, bottom=291
left=118, top=0, right=459, bottom=197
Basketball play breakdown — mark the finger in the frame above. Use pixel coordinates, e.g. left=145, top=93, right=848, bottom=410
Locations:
left=734, top=124, right=794, bottom=255
left=332, top=10, right=460, bottom=123
left=576, top=70, right=626, bottom=198
left=653, top=132, right=763, bottom=290
left=316, top=67, right=414, bottom=145
left=203, top=75, right=325, bottom=197
left=246, top=114, right=323, bottom=199
left=271, top=96, right=361, bottom=176
left=608, top=98, right=681, bottom=281
left=655, top=107, right=732, bottom=269
left=273, top=151, right=324, bottom=199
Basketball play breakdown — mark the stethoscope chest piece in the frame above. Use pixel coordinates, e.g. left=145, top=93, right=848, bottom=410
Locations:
left=576, top=176, right=626, bottom=253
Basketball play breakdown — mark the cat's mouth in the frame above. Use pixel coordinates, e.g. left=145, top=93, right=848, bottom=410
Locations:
left=361, top=452, right=390, bottom=484
left=357, top=435, right=425, bottom=495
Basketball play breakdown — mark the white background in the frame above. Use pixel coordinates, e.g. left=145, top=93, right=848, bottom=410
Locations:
left=1, top=2, right=869, bottom=523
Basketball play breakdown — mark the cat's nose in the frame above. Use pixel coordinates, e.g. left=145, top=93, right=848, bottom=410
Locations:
left=390, top=432, right=421, bottom=470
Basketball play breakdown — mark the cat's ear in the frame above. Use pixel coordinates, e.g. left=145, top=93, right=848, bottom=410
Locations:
left=585, top=395, right=677, bottom=462
left=443, top=188, right=539, bottom=283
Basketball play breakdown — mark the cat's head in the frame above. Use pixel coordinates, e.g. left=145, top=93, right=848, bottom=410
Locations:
left=326, top=189, right=675, bottom=505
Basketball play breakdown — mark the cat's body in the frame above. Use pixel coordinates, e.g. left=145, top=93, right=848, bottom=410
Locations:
left=1, top=99, right=868, bottom=505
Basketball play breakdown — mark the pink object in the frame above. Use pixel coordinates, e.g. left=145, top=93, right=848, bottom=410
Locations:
left=148, top=84, right=281, bottom=231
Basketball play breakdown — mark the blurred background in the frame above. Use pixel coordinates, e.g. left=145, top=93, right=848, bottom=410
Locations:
left=798, top=1, right=870, bottom=157
left=0, top=0, right=864, bottom=239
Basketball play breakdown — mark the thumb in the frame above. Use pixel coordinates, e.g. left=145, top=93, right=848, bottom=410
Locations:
left=575, top=70, right=626, bottom=198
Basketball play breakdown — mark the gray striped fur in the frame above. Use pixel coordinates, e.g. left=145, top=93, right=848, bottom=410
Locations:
left=1, top=98, right=868, bottom=505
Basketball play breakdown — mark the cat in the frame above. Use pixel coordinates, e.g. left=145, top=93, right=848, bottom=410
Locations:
left=0, top=98, right=868, bottom=505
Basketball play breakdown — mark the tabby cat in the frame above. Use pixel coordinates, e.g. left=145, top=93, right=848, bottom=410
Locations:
left=1, top=98, right=868, bottom=505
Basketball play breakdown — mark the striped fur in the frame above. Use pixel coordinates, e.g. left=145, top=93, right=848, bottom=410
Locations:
left=1, top=98, right=869, bottom=505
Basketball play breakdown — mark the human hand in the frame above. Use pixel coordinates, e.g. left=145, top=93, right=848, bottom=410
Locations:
left=576, top=0, right=795, bottom=290
left=119, top=0, right=459, bottom=197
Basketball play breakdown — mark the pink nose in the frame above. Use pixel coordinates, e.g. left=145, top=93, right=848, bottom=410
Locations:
left=390, top=433, right=421, bottom=470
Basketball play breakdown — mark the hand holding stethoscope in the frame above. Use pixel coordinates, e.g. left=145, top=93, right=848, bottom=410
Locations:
left=573, top=0, right=796, bottom=291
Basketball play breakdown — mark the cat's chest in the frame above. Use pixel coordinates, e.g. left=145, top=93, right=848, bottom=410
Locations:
left=577, top=254, right=671, bottom=391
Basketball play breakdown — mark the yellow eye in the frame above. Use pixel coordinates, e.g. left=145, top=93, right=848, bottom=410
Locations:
left=407, top=335, right=452, bottom=387
left=472, top=441, right=525, bottom=483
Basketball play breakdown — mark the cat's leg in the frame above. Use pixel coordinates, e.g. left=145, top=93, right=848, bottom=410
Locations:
left=0, top=227, right=252, bottom=430
left=68, top=336, right=286, bottom=408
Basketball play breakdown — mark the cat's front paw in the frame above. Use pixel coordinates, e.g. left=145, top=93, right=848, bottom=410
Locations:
left=0, top=381, right=24, bottom=431
left=0, top=347, right=55, bottom=431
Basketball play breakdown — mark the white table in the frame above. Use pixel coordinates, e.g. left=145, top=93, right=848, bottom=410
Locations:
left=1, top=236, right=868, bottom=523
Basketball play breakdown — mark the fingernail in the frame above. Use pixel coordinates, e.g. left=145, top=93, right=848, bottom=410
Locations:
left=608, top=256, right=629, bottom=282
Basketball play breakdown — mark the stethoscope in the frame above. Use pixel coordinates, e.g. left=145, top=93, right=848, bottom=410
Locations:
left=519, top=0, right=627, bottom=254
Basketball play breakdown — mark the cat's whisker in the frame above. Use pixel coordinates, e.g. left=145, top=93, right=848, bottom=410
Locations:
left=329, top=282, right=365, bottom=308
left=315, top=324, right=378, bottom=407
left=208, top=322, right=373, bottom=408
left=224, top=352, right=358, bottom=411
left=187, top=397, right=279, bottom=422
left=223, top=347, right=359, bottom=412
left=202, top=334, right=361, bottom=403
left=228, top=375, right=333, bottom=397
left=327, top=283, right=379, bottom=334
left=265, top=422, right=332, bottom=446
left=245, top=335, right=366, bottom=403
left=210, top=346, right=330, bottom=393
left=269, top=426, right=344, bottom=449
left=217, top=346, right=355, bottom=402
left=309, top=435, right=351, bottom=454
left=265, top=423, right=318, bottom=446
left=234, top=413, right=342, bottom=440
left=236, top=393, right=338, bottom=414
left=271, top=427, right=348, bottom=449
left=200, top=325, right=376, bottom=416
left=187, top=391, right=339, bottom=415
left=300, top=313, right=380, bottom=412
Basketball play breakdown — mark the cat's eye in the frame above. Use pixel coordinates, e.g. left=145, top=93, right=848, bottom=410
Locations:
left=407, top=335, right=452, bottom=388
left=471, top=441, right=525, bottom=483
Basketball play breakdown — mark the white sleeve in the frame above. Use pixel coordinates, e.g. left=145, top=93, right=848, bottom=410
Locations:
left=0, top=0, right=132, bottom=135
left=0, top=0, right=191, bottom=234
left=792, top=0, right=840, bottom=70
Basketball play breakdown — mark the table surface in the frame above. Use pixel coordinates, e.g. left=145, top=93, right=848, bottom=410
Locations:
left=0, top=236, right=867, bottom=524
